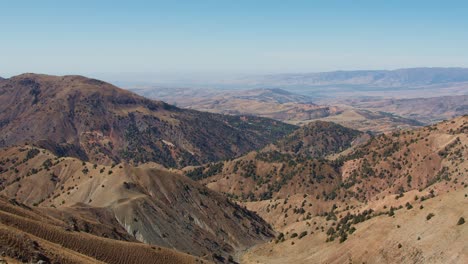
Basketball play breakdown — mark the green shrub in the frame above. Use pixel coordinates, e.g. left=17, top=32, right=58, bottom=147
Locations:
left=426, top=213, right=435, bottom=220
left=457, top=217, right=465, bottom=225
left=298, top=231, right=308, bottom=239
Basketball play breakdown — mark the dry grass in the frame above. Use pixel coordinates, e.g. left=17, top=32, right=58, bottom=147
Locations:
left=0, top=197, right=207, bottom=264
left=242, top=188, right=468, bottom=264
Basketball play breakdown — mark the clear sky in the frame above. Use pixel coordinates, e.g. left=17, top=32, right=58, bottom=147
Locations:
left=1, top=0, right=468, bottom=79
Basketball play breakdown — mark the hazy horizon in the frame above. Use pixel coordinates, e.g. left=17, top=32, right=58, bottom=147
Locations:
left=2, top=0, right=468, bottom=78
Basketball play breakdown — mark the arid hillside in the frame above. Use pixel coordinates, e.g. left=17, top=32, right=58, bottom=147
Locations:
left=190, top=115, right=466, bottom=204
left=0, top=147, right=273, bottom=262
left=184, top=121, right=367, bottom=201
left=242, top=187, right=467, bottom=264
left=241, top=116, right=467, bottom=263
left=0, top=196, right=207, bottom=264
left=185, top=117, right=467, bottom=263
left=0, top=74, right=295, bottom=168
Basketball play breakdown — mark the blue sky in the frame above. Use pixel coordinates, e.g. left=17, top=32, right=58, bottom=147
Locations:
left=1, top=0, right=468, bottom=79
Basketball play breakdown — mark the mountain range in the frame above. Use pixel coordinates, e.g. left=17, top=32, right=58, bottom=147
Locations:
left=242, top=67, right=468, bottom=87
left=0, top=73, right=466, bottom=264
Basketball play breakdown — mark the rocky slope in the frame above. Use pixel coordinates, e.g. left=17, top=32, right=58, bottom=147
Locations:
left=0, top=74, right=295, bottom=168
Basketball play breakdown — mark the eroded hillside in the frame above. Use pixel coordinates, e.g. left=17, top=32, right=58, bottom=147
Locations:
left=0, top=196, right=207, bottom=264
left=0, top=147, right=273, bottom=262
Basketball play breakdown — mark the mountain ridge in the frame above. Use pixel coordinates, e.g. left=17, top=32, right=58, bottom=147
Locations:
left=0, top=73, right=296, bottom=168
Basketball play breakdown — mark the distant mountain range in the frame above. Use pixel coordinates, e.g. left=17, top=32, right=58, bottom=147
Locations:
left=234, top=67, right=468, bottom=88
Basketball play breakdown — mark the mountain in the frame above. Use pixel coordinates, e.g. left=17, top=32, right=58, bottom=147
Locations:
left=185, top=116, right=467, bottom=263
left=191, top=115, right=466, bottom=201
left=1, top=72, right=467, bottom=264
left=0, top=146, right=274, bottom=262
left=184, top=121, right=367, bottom=200
left=239, top=67, right=468, bottom=88
left=219, top=68, right=468, bottom=99
left=0, top=74, right=296, bottom=168
left=263, top=121, right=364, bottom=158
